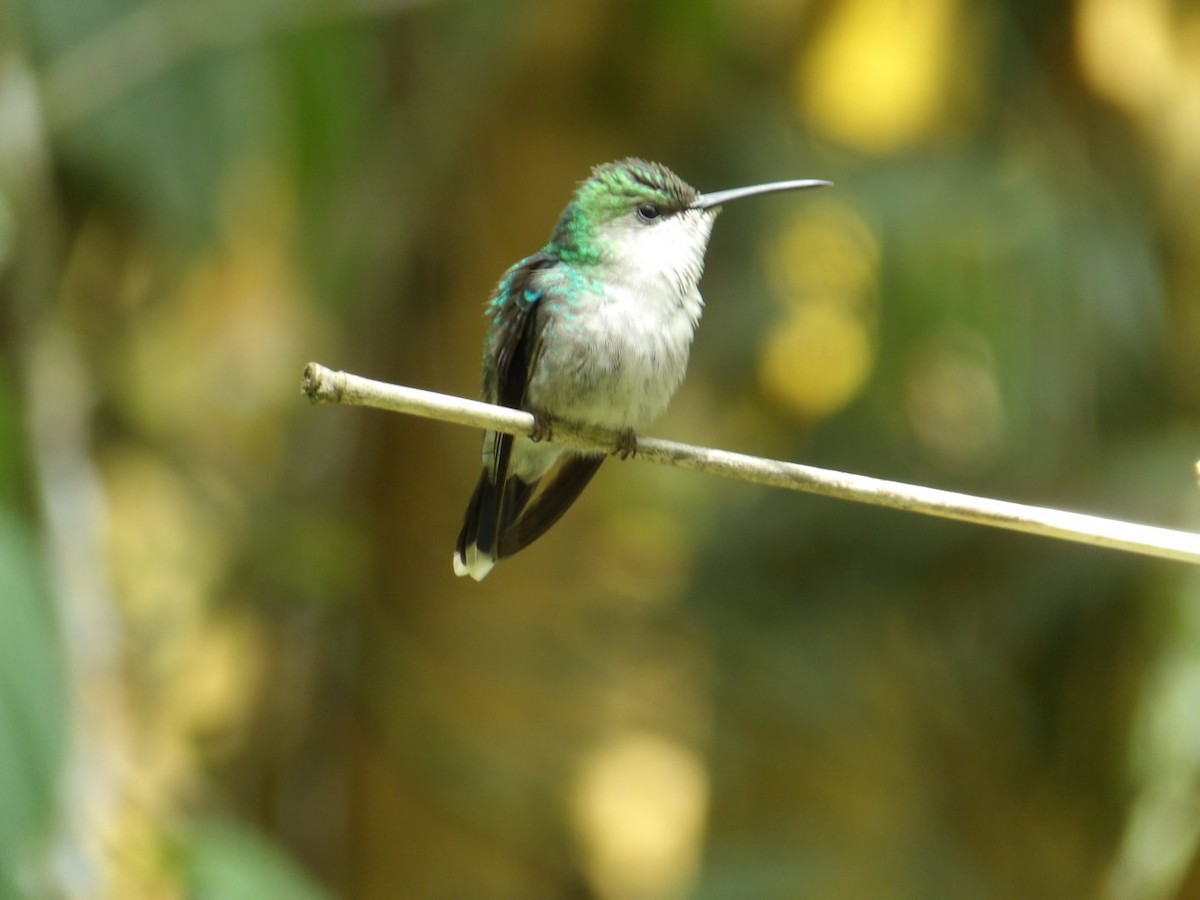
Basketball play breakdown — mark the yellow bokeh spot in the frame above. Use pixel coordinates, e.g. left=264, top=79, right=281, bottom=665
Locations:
left=1076, top=0, right=1176, bottom=114
left=905, top=329, right=1005, bottom=471
left=765, top=201, right=880, bottom=301
left=799, top=0, right=965, bottom=153
left=758, top=302, right=874, bottom=420
left=571, top=732, right=708, bottom=900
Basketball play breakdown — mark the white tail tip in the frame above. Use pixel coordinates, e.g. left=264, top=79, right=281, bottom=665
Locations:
left=453, top=548, right=495, bottom=581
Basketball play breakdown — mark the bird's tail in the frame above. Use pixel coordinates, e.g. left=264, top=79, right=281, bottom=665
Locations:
left=498, top=456, right=604, bottom=558
left=454, top=452, right=605, bottom=581
left=453, top=469, right=496, bottom=580
left=453, top=470, right=535, bottom=580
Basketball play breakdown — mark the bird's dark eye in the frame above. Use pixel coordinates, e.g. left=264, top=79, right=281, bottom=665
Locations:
left=636, top=203, right=661, bottom=222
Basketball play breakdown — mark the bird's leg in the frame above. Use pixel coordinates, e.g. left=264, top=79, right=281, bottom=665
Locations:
left=529, top=409, right=553, bottom=443
left=614, top=428, right=638, bottom=460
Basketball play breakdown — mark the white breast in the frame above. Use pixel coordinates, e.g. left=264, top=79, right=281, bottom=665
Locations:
left=528, top=209, right=715, bottom=432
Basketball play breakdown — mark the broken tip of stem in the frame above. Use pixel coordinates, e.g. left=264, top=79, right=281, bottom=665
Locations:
left=301, top=362, right=341, bottom=404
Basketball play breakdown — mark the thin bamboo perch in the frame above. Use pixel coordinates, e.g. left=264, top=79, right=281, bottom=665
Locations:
left=302, top=362, right=1200, bottom=567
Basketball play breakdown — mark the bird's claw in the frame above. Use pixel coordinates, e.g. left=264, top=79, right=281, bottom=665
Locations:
left=614, top=428, right=638, bottom=460
left=530, top=410, right=553, bottom=443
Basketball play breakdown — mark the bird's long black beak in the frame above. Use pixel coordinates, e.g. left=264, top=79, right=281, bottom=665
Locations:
left=690, top=179, right=832, bottom=211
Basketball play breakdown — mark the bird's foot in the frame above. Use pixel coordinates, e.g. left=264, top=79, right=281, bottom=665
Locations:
left=614, top=428, right=638, bottom=460
left=530, top=410, right=553, bottom=443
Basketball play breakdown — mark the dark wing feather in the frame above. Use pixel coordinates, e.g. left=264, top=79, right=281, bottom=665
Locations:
left=498, top=455, right=605, bottom=559
left=486, top=251, right=558, bottom=411
left=456, top=253, right=557, bottom=565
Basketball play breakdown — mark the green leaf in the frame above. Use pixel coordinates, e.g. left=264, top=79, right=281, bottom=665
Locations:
left=186, top=820, right=332, bottom=900
left=0, top=510, right=66, bottom=900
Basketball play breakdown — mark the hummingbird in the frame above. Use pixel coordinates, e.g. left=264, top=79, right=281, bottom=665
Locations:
left=454, top=158, right=830, bottom=580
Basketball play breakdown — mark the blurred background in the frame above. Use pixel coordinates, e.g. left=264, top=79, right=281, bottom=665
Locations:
left=2, top=0, right=1199, bottom=897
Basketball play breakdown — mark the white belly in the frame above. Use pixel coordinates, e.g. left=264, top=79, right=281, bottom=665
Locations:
left=527, top=284, right=702, bottom=431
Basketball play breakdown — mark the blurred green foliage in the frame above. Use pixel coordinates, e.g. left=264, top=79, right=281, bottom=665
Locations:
left=1, top=0, right=1199, bottom=897
left=185, top=820, right=334, bottom=900
left=0, top=513, right=64, bottom=900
